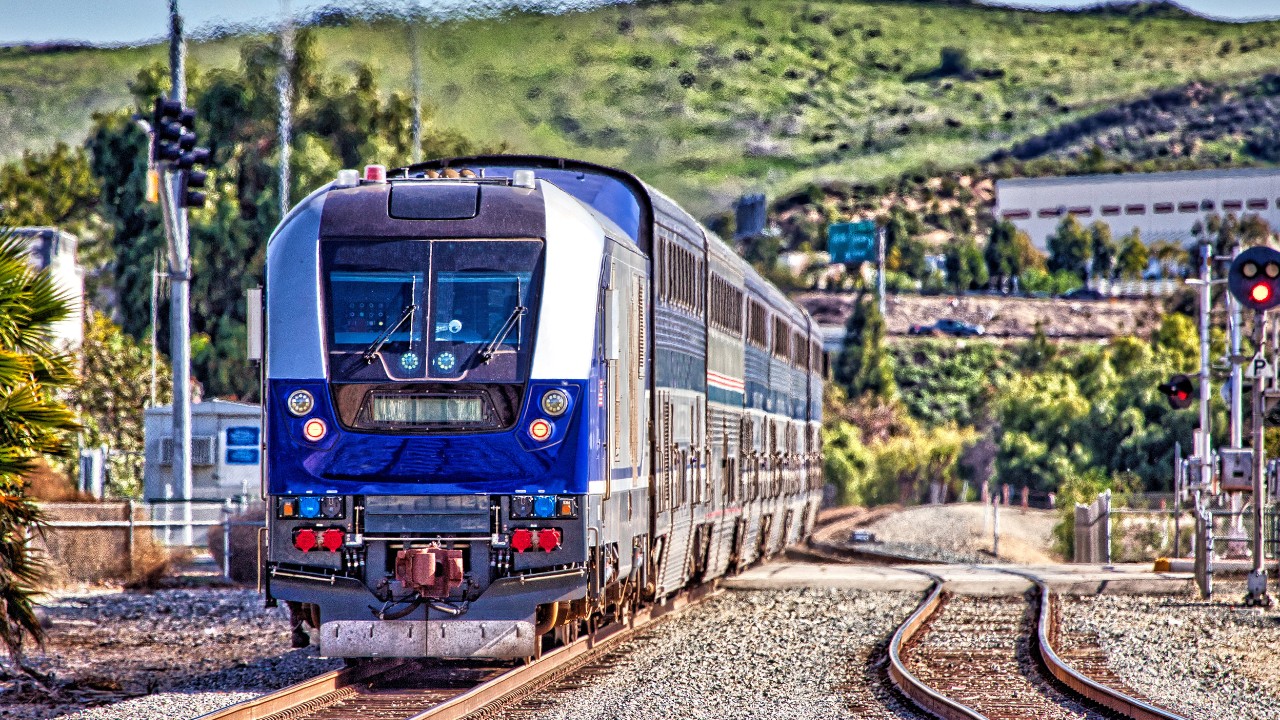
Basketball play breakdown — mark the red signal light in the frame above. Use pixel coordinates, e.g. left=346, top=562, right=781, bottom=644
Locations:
left=1252, top=283, right=1273, bottom=304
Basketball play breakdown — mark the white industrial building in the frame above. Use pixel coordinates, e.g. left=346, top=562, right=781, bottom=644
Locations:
left=995, top=168, right=1280, bottom=249
left=12, top=227, right=83, bottom=348
left=143, top=400, right=262, bottom=502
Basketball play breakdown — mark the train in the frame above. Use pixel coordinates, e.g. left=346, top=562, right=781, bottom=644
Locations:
left=261, top=155, right=824, bottom=660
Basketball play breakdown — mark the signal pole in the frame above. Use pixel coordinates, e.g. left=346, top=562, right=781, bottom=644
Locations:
left=1224, top=245, right=1280, bottom=607
left=1249, top=310, right=1269, bottom=606
left=166, top=0, right=194, bottom=545
left=1198, top=241, right=1213, bottom=493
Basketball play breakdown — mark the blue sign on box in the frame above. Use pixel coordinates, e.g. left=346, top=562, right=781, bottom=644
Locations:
left=225, top=426, right=259, bottom=447
left=226, top=448, right=260, bottom=465
left=828, top=220, right=877, bottom=264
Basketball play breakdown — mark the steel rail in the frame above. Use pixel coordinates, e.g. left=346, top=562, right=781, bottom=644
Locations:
left=405, top=581, right=718, bottom=720
left=194, top=583, right=718, bottom=720
left=887, top=574, right=1192, bottom=720
left=194, top=657, right=405, bottom=720
left=1033, top=582, right=1190, bottom=720
left=885, top=581, right=986, bottom=720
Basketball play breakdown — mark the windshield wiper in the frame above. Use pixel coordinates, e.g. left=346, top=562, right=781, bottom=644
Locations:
left=477, top=305, right=527, bottom=364
left=360, top=303, right=417, bottom=364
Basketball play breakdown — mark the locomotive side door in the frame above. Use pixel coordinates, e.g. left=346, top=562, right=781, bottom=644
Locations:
left=600, top=248, right=649, bottom=590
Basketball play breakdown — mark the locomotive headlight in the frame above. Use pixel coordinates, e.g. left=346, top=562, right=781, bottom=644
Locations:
left=287, top=390, right=314, bottom=417
left=540, top=389, right=569, bottom=417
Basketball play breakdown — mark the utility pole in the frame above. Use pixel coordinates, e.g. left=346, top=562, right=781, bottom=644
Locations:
left=1230, top=241, right=1243, bottom=449
left=277, top=0, right=294, bottom=219
left=150, top=251, right=161, bottom=408
left=409, top=7, right=423, bottom=164
left=876, top=226, right=886, bottom=318
left=1198, top=241, right=1213, bottom=493
left=165, top=0, right=194, bottom=545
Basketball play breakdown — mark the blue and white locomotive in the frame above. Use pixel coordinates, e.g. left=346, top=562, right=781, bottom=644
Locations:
left=262, top=156, right=824, bottom=659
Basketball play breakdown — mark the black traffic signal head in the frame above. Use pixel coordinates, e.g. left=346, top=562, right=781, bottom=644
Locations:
left=178, top=169, right=207, bottom=209
left=177, top=146, right=211, bottom=170
left=1158, top=374, right=1195, bottom=410
left=151, top=97, right=186, bottom=164
left=1228, top=246, right=1280, bottom=312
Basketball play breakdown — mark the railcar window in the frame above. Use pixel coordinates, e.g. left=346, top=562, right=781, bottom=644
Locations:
left=793, top=329, right=807, bottom=368
left=772, top=317, right=790, bottom=360
left=322, top=238, right=543, bottom=384
left=710, top=273, right=744, bottom=334
left=747, top=300, right=768, bottom=349
left=329, top=271, right=424, bottom=348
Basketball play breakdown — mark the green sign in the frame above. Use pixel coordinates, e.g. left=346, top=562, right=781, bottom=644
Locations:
left=828, top=220, right=877, bottom=264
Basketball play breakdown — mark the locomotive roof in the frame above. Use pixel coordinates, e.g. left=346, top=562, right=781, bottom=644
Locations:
left=393, top=154, right=812, bottom=327
left=318, top=180, right=546, bottom=240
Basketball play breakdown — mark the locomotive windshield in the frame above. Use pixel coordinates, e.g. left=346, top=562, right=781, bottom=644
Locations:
left=322, top=238, right=544, bottom=386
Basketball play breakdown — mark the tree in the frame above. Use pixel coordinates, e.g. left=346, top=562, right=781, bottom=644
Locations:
left=0, top=144, right=101, bottom=235
left=1047, top=215, right=1092, bottom=279
left=1089, top=221, right=1116, bottom=280
left=943, top=236, right=987, bottom=293
left=0, top=229, right=78, bottom=671
left=76, top=311, right=173, bottom=498
left=1116, top=229, right=1148, bottom=279
left=87, top=28, right=498, bottom=399
left=882, top=206, right=928, bottom=279
left=835, top=295, right=896, bottom=400
left=985, top=220, right=1043, bottom=290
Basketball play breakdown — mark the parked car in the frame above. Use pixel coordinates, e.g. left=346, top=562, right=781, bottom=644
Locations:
left=1059, top=287, right=1105, bottom=300
left=908, top=318, right=985, bottom=336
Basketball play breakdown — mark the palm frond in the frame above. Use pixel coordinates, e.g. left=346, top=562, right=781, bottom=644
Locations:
left=0, top=226, right=76, bottom=664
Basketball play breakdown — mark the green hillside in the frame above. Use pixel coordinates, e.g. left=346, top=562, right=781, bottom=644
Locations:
left=5, top=1, right=1280, bottom=212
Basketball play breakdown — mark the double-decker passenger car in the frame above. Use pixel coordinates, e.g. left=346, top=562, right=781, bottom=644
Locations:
left=262, top=156, right=823, bottom=659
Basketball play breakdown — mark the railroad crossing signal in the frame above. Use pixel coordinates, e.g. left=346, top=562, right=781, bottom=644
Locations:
left=1227, top=246, right=1280, bottom=312
left=1158, top=374, right=1195, bottom=409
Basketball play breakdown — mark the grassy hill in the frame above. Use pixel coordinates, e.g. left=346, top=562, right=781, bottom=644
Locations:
left=5, top=1, right=1280, bottom=213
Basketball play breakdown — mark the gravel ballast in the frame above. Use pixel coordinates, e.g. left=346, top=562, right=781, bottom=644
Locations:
left=500, top=588, right=929, bottom=720
left=0, top=587, right=341, bottom=720
left=1062, top=581, right=1280, bottom=720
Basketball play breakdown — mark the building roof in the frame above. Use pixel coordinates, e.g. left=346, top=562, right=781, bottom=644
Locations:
left=145, top=399, right=261, bottom=417
left=997, top=167, right=1280, bottom=191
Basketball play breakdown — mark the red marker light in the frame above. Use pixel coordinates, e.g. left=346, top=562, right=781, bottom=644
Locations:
left=320, top=528, right=345, bottom=552
left=528, top=418, right=553, bottom=442
left=303, top=418, right=327, bottom=442
left=363, top=164, right=386, bottom=183
left=1252, top=283, right=1272, bottom=304
left=511, top=528, right=533, bottom=553
left=293, top=528, right=317, bottom=553
left=537, top=528, right=561, bottom=552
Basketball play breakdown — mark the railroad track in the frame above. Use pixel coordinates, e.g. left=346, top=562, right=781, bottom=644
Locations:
left=887, top=580, right=1190, bottom=720
left=195, top=583, right=716, bottom=720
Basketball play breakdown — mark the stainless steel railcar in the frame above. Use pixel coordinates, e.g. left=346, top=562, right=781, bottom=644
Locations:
left=262, top=156, right=823, bottom=659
